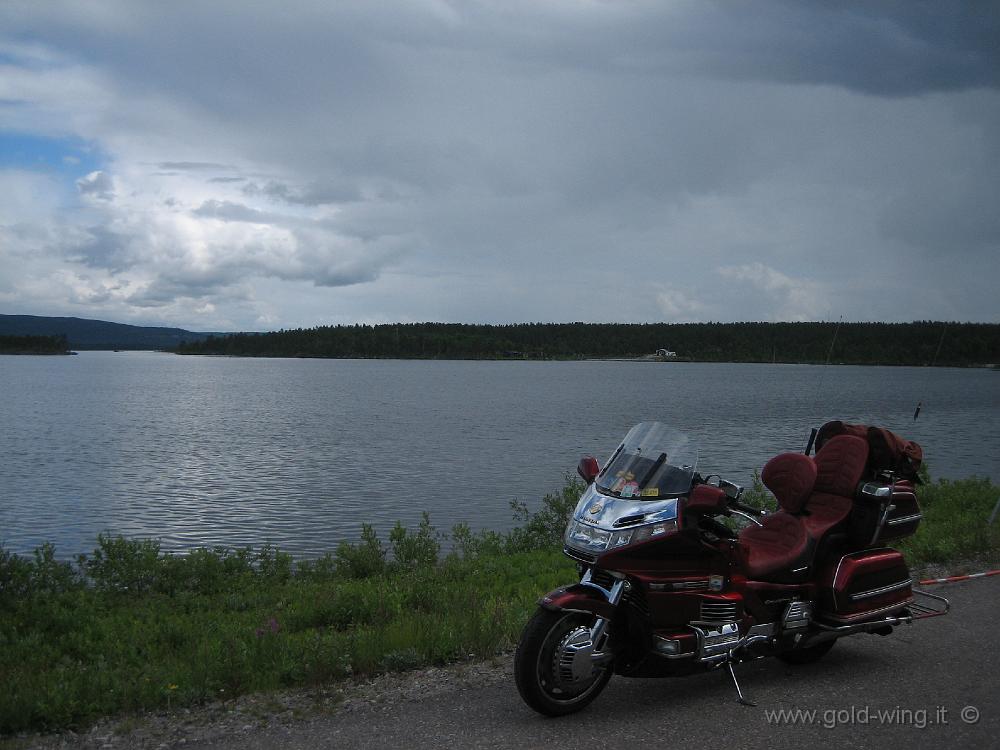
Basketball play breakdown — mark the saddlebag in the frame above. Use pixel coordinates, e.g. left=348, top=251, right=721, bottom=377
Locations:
left=818, top=549, right=913, bottom=624
left=848, top=478, right=922, bottom=546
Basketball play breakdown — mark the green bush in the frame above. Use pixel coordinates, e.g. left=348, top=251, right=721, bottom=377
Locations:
left=80, top=534, right=163, bottom=595
left=388, top=512, right=440, bottom=570
left=505, top=475, right=582, bottom=552
left=334, top=524, right=386, bottom=579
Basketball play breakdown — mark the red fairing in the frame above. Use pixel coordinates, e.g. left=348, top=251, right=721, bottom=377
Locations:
left=539, top=584, right=617, bottom=620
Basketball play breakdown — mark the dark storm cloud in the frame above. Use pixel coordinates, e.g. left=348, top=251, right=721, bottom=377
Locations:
left=679, top=1, right=1000, bottom=97
left=0, top=1, right=997, bottom=328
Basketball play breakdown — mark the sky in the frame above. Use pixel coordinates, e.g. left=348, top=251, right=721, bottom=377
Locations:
left=0, top=1, right=997, bottom=331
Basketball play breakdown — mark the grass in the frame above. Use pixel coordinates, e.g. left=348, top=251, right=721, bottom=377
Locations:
left=0, top=481, right=581, bottom=734
left=897, top=474, right=1000, bottom=570
left=1, top=473, right=997, bottom=735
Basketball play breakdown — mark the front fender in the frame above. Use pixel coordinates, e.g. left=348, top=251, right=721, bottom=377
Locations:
left=539, top=583, right=617, bottom=620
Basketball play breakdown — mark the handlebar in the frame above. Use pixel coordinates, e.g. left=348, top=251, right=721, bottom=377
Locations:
left=728, top=498, right=764, bottom=517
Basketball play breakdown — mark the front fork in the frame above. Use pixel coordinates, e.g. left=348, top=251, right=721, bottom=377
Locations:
left=550, top=570, right=627, bottom=684
left=578, top=569, right=626, bottom=651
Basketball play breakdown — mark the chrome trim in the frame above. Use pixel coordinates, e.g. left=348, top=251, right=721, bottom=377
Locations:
left=719, top=478, right=743, bottom=500
left=869, top=473, right=898, bottom=546
left=911, top=588, right=951, bottom=615
left=821, top=598, right=913, bottom=624
left=649, top=579, right=711, bottom=592
left=887, top=512, right=923, bottom=526
left=662, top=651, right=697, bottom=660
left=849, top=578, right=911, bottom=601
left=860, top=483, right=893, bottom=499
left=782, top=600, right=812, bottom=631
left=700, top=601, right=739, bottom=622
left=812, top=610, right=911, bottom=633
left=577, top=568, right=626, bottom=606
left=831, top=547, right=897, bottom=611
left=563, top=546, right=596, bottom=565
left=690, top=622, right=741, bottom=662
left=729, top=509, right=763, bottom=527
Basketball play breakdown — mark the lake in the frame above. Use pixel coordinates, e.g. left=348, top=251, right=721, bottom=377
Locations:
left=1, top=352, right=998, bottom=558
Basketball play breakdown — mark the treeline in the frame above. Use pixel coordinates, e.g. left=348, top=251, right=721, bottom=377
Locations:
left=0, top=334, right=70, bottom=355
left=173, top=321, right=999, bottom=366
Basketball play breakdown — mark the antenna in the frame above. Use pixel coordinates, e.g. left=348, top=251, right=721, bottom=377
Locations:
left=824, top=316, right=843, bottom=366
left=931, top=324, right=947, bottom=367
left=809, top=317, right=844, bottom=451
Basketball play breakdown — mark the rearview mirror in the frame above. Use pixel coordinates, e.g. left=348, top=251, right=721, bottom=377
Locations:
left=577, top=456, right=600, bottom=485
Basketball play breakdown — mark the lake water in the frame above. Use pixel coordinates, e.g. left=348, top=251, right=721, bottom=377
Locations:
left=1, top=352, right=998, bottom=558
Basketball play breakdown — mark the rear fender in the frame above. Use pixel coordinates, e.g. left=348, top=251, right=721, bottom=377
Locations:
left=539, top=583, right=617, bottom=620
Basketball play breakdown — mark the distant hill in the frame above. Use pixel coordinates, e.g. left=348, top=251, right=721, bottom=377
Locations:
left=0, top=314, right=222, bottom=351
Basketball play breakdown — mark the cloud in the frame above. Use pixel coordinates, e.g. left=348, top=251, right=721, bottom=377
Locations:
left=75, top=170, right=114, bottom=201
left=243, top=179, right=363, bottom=206
left=655, top=288, right=709, bottom=323
left=0, top=2, right=996, bottom=329
left=717, top=263, right=830, bottom=322
left=192, top=199, right=274, bottom=224
left=157, top=161, right=232, bottom=171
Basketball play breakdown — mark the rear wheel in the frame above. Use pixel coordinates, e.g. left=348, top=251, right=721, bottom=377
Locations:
left=778, top=639, right=836, bottom=665
left=514, top=608, right=613, bottom=716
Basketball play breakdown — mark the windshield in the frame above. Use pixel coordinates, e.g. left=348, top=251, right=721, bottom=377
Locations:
left=595, top=421, right=698, bottom=499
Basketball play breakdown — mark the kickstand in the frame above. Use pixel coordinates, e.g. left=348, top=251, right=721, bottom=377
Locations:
left=726, top=661, right=756, bottom=707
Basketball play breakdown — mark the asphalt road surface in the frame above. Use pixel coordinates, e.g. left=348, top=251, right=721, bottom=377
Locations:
left=183, top=576, right=998, bottom=750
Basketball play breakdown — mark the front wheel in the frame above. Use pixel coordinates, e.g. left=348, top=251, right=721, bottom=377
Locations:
left=514, top=608, right=613, bottom=716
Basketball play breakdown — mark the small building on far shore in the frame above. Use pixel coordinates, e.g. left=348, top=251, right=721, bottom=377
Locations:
left=655, top=348, right=677, bottom=359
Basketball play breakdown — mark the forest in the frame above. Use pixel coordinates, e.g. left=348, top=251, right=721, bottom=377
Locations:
left=174, top=321, right=999, bottom=367
left=0, top=334, right=71, bottom=355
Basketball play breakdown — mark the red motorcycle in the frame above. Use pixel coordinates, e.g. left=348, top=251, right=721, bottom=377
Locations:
left=514, top=421, right=948, bottom=715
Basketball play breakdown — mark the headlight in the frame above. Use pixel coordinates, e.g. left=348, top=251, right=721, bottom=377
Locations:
left=565, top=521, right=612, bottom=553
left=565, top=520, right=677, bottom=554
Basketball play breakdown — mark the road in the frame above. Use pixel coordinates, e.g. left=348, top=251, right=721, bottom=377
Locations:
left=176, top=577, right=997, bottom=750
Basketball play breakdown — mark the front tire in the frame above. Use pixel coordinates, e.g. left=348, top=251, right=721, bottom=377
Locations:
left=514, top=608, right=613, bottom=716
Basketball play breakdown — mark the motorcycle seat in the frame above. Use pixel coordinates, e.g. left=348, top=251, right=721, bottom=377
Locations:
left=802, top=435, right=869, bottom=541
left=740, top=512, right=811, bottom=580
left=739, top=453, right=815, bottom=580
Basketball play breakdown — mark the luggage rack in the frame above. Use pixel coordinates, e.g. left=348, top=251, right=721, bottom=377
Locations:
left=908, top=588, right=950, bottom=620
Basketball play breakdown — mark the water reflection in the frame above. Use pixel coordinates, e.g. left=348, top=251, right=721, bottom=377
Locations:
left=1, top=352, right=997, bottom=557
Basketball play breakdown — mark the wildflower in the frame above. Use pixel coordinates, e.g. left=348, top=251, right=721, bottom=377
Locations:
left=256, top=616, right=281, bottom=637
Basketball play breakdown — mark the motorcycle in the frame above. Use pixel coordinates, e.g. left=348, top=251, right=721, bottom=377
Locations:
left=514, top=420, right=948, bottom=715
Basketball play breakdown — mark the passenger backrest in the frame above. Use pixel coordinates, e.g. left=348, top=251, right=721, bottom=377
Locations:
left=813, top=435, right=869, bottom=497
left=761, top=453, right=816, bottom=514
